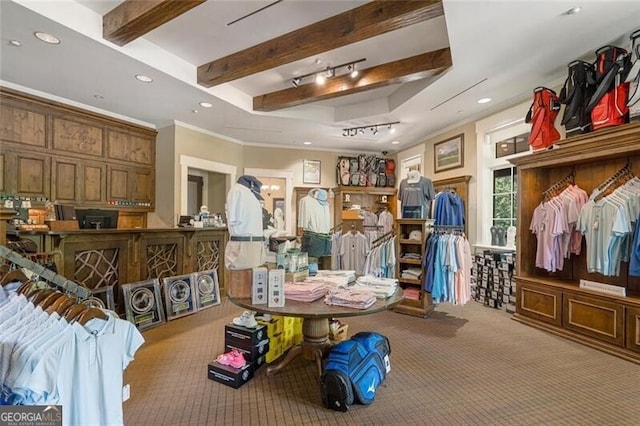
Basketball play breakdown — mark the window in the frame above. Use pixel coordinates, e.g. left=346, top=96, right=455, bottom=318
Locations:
left=495, top=132, right=529, bottom=158
left=493, top=167, right=517, bottom=229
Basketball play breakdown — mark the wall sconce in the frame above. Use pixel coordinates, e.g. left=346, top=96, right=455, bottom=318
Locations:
left=292, top=58, right=366, bottom=87
left=261, top=184, right=280, bottom=196
left=342, top=121, right=400, bottom=137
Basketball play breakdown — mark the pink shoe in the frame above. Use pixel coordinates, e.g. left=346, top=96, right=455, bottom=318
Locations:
left=216, top=349, right=246, bottom=369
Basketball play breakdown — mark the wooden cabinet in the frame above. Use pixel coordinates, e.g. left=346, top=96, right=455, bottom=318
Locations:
left=0, top=87, right=156, bottom=213
left=331, top=186, right=396, bottom=233
left=510, top=121, right=640, bottom=364
left=394, top=218, right=434, bottom=318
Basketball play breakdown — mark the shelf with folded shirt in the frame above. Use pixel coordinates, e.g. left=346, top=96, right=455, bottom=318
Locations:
left=331, top=186, right=397, bottom=236
left=394, top=218, right=434, bottom=318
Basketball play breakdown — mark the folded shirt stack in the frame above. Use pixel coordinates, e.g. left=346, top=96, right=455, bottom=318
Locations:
left=352, top=275, right=398, bottom=298
left=400, top=253, right=422, bottom=260
left=324, top=287, right=377, bottom=310
left=400, top=267, right=422, bottom=280
left=284, top=282, right=329, bottom=302
left=403, top=287, right=422, bottom=300
left=307, top=270, right=356, bottom=287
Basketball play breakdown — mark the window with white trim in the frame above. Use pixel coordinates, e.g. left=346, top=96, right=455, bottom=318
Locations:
left=492, top=166, right=517, bottom=229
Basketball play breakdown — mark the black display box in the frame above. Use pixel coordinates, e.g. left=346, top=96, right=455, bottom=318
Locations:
left=207, top=361, right=254, bottom=389
left=225, top=339, right=270, bottom=370
left=224, top=323, right=267, bottom=349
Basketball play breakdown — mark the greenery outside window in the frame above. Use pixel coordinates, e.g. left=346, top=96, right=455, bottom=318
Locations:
left=493, top=167, right=517, bottom=229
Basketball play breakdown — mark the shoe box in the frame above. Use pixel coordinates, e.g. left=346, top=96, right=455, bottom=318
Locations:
left=207, top=361, right=254, bottom=389
left=225, top=339, right=270, bottom=369
left=224, top=323, right=269, bottom=370
left=225, top=323, right=267, bottom=347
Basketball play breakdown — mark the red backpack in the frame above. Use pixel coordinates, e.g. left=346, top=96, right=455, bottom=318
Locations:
left=525, top=87, right=561, bottom=150
left=585, top=45, right=632, bottom=130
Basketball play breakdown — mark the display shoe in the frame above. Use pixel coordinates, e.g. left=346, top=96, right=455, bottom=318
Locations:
left=233, top=310, right=258, bottom=328
left=216, top=349, right=246, bottom=369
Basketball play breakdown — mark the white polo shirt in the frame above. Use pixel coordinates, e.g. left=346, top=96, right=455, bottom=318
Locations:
left=226, top=183, right=263, bottom=236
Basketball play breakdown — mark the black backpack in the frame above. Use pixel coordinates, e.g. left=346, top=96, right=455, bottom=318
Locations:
left=559, top=60, right=596, bottom=136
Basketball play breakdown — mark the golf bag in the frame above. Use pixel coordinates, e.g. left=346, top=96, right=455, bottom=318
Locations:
left=525, top=87, right=561, bottom=150
left=559, top=60, right=596, bottom=136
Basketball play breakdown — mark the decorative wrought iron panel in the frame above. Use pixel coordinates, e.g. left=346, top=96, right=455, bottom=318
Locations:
left=196, top=240, right=220, bottom=272
left=74, top=249, right=119, bottom=288
left=146, top=244, right=178, bottom=279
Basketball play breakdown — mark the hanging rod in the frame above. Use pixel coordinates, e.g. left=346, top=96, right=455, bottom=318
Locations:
left=0, top=245, right=90, bottom=298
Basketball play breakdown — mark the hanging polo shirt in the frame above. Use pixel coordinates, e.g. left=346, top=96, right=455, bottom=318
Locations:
left=298, top=193, right=330, bottom=233
left=226, top=183, right=263, bottom=237
left=340, top=232, right=369, bottom=276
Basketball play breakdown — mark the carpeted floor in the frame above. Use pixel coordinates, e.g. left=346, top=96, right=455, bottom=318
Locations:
left=123, top=298, right=640, bottom=426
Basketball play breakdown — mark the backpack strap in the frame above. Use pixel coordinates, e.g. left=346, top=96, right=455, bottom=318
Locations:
left=586, top=47, right=629, bottom=112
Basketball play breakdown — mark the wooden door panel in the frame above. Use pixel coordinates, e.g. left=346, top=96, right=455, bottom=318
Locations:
left=625, top=307, right=640, bottom=353
left=563, top=293, right=624, bottom=346
left=52, top=117, right=103, bottom=156
left=51, top=159, right=78, bottom=202
left=131, top=168, right=153, bottom=202
left=83, top=163, right=106, bottom=204
left=107, top=129, right=153, bottom=164
left=516, top=281, right=562, bottom=326
left=108, top=167, right=129, bottom=200
left=16, top=153, right=49, bottom=197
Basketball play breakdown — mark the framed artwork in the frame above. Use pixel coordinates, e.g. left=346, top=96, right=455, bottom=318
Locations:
left=434, top=134, right=464, bottom=173
left=303, top=159, right=321, bottom=184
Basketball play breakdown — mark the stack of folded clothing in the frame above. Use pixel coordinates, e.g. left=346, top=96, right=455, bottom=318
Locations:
left=403, top=287, right=422, bottom=300
left=352, top=275, right=398, bottom=298
left=313, top=270, right=356, bottom=285
left=324, top=287, right=376, bottom=310
left=284, top=282, right=329, bottom=302
left=400, top=267, right=422, bottom=280
left=400, top=253, right=422, bottom=261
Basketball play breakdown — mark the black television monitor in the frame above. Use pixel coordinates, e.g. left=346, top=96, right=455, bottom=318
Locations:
left=76, top=209, right=119, bottom=230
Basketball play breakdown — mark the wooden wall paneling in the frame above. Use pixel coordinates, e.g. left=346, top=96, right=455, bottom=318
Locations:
left=626, top=307, right=640, bottom=353
left=0, top=103, right=46, bottom=147
left=15, top=151, right=50, bottom=197
left=82, top=161, right=107, bottom=204
left=108, top=165, right=129, bottom=200
left=52, top=117, right=103, bottom=157
left=107, top=129, right=153, bottom=165
left=130, top=167, right=154, bottom=203
left=562, top=292, right=624, bottom=346
left=0, top=153, right=4, bottom=193
left=51, top=157, right=80, bottom=203
left=517, top=281, right=563, bottom=326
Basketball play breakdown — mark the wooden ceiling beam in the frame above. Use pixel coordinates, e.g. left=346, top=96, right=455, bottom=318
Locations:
left=198, top=0, right=443, bottom=87
left=103, top=0, right=206, bottom=46
left=253, top=48, right=451, bottom=112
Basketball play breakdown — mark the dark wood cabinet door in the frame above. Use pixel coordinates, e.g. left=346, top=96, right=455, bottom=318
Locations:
left=130, top=167, right=154, bottom=203
left=82, top=161, right=107, bottom=205
left=108, top=166, right=129, bottom=200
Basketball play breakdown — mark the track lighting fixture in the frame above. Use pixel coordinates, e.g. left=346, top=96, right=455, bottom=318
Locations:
left=342, top=121, right=400, bottom=137
left=291, top=58, right=366, bottom=87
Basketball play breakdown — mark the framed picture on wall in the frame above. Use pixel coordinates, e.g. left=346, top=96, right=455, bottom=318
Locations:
left=434, top=134, right=464, bottom=173
left=303, top=159, right=321, bottom=184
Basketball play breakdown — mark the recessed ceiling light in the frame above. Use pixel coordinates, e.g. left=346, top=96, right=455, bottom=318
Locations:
left=9, top=40, right=21, bottom=47
left=94, top=94, right=104, bottom=99
left=477, top=97, right=492, bottom=104
left=192, top=109, right=198, bottom=114
left=303, top=141, right=312, bottom=145
left=391, top=141, right=400, bottom=145
left=199, top=101, right=213, bottom=108
left=563, top=6, right=581, bottom=15
left=34, top=31, right=60, bottom=44
left=135, top=74, right=153, bottom=83
left=315, top=58, right=322, bottom=65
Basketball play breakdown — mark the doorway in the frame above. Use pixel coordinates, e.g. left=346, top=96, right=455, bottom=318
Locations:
left=187, top=175, right=203, bottom=216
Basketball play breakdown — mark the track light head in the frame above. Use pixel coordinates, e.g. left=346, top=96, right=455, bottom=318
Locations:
left=325, top=67, right=335, bottom=78
left=292, top=77, right=301, bottom=88
left=315, top=73, right=325, bottom=84
left=347, top=63, right=358, bottom=78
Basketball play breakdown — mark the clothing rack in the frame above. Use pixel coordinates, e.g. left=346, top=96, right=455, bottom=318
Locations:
left=0, top=245, right=90, bottom=298
left=431, top=224, right=465, bottom=235
left=371, top=230, right=394, bottom=246
left=593, top=164, right=635, bottom=202
left=542, top=169, right=575, bottom=200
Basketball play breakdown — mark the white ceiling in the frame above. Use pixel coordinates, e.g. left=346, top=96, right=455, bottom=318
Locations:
left=1, top=0, right=639, bottom=154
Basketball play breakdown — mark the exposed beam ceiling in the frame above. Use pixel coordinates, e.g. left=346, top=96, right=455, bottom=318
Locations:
left=197, top=0, right=444, bottom=88
left=103, top=0, right=206, bottom=46
left=253, top=48, right=452, bottom=112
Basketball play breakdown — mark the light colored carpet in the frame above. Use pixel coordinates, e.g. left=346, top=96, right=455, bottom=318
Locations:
left=123, top=298, right=640, bottom=425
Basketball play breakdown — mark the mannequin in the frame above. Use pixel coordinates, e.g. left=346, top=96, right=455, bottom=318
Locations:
left=298, top=188, right=331, bottom=258
left=399, top=170, right=435, bottom=219
left=225, top=175, right=266, bottom=270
